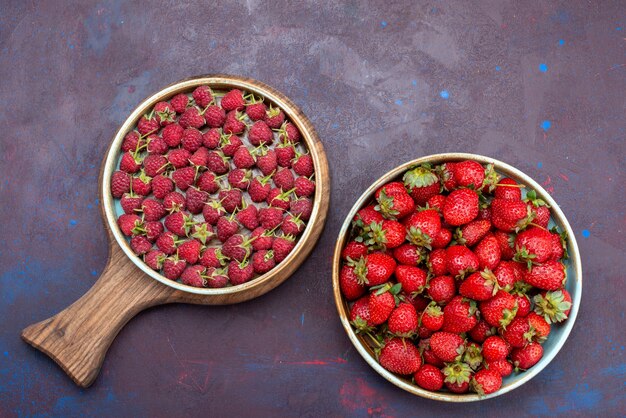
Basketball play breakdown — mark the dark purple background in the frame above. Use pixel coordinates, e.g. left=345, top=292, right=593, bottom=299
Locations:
left=1, top=1, right=624, bottom=416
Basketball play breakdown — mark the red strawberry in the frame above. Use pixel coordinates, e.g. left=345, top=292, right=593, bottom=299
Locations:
left=111, top=171, right=131, bottom=198
left=172, top=166, right=197, bottom=190
left=265, top=105, right=285, bottom=128
left=368, top=284, right=399, bottom=325
left=514, top=227, right=553, bottom=267
left=426, top=194, right=446, bottom=213
left=218, top=188, right=243, bottom=213
left=249, top=174, right=273, bottom=203
left=256, top=148, right=277, bottom=176
left=340, top=265, right=366, bottom=301
left=471, top=368, right=502, bottom=395
left=491, top=198, right=533, bottom=232
left=204, top=105, right=226, bottom=128
left=290, top=198, right=313, bottom=221
left=221, top=89, right=246, bottom=111
left=185, top=187, right=208, bottom=214
left=292, top=153, right=314, bottom=177
left=192, top=85, right=213, bottom=108
left=276, top=121, right=301, bottom=143
left=272, top=235, right=296, bottom=263
left=281, top=213, right=305, bottom=236
left=443, top=188, right=479, bottom=226
left=494, top=177, right=522, bottom=200
left=202, top=128, right=221, bottom=149
left=353, top=206, right=385, bottom=230
left=250, top=227, right=274, bottom=251
left=162, top=123, right=184, bottom=147
left=216, top=215, right=239, bottom=242
left=482, top=336, right=510, bottom=362
left=478, top=206, right=492, bottom=221
left=468, top=320, right=496, bottom=343
left=437, top=162, right=457, bottom=191
left=414, top=364, right=445, bottom=391
left=486, top=359, right=513, bottom=377
left=181, top=264, right=207, bottom=287
left=430, top=332, right=465, bottom=362
left=428, top=249, right=448, bottom=276
left=463, top=341, right=483, bottom=371
left=376, top=188, right=415, bottom=220
left=426, top=275, right=455, bottom=305
left=510, top=342, right=543, bottom=369
left=233, top=146, right=256, bottom=169
left=501, top=317, right=531, bottom=348
left=228, top=259, right=254, bottom=285
left=228, top=168, right=251, bottom=190
left=152, top=175, right=174, bottom=199
left=154, top=101, right=176, bottom=126
left=525, top=189, right=550, bottom=228
left=206, top=151, right=230, bottom=174
left=122, top=131, right=142, bottom=152
left=144, top=249, right=165, bottom=270
left=248, top=121, right=274, bottom=146
left=403, top=165, right=440, bottom=205
left=494, top=230, right=515, bottom=260
left=162, top=256, right=186, bottom=280
left=459, top=270, right=498, bottom=301
left=395, top=265, right=427, bottom=295
left=419, top=339, right=445, bottom=368
left=246, top=101, right=267, bottom=121
left=164, top=211, right=194, bottom=236
left=527, top=312, right=551, bottom=342
left=130, top=235, right=152, bottom=255
left=170, top=93, right=189, bottom=113
left=475, top=233, right=501, bottom=270
left=480, top=290, right=518, bottom=328
left=421, top=303, right=444, bottom=331
left=445, top=245, right=479, bottom=278
left=494, top=263, right=522, bottom=291
left=455, top=219, right=491, bottom=247
left=431, top=228, right=452, bottom=249
left=141, top=198, right=165, bottom=221
left=404, top=209, right=441, bottom=248
left=275, top=142, right=295, bottom=168
left=379, top=337, right=422, bottom=375
left=549, top=230, right=567, bottom=261
left=342, top=241, right=368, bottom=261
left=179, top=107, right=205, bottom=129
left=374, top=181, right=406, bottom=198
left=442, top=296, right=478, bottom=333
left=514, top=293, right=532, bottom=318
left=137, top=111, right=160, bottom=136
left=453, top=160, right=485, bottom=189
left=353, top=252, right=396, bottom=286
left=199, top=247, right=227, bottom=269
left=252, top=249, right=276, bottom=274
left=223, top=110, right=246, bottom=134
left=258, top=207, right=283, bottom=230
left=164, top=191, right=186, bottom=213
left=533, top=289, right=572, bottom=323
left=120, top=151, right=142, bottom=173
left=156, top=232, right=180, bottom=255
left=523, top=260, right=565, bottom=290
left=393, top=243, right=422, bottom=266
left=362, top=220, right=405, bottom=249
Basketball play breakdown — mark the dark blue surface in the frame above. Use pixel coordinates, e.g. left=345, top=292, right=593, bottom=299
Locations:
left=1, top=1, right=624, bottom=416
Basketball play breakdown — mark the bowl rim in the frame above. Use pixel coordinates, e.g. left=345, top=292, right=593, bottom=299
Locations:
left=332, top=152, right=582, bottom=402
left=102, top=74, right=330, bottom=296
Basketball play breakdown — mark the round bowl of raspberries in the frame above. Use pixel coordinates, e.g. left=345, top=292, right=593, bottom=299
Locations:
left=104, top=75, right=329, bottom=301
left=333, top=153, right=581, bottom=401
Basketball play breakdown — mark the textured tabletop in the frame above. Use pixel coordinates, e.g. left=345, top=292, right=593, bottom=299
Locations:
left=0, top=1, right=624, bottom=417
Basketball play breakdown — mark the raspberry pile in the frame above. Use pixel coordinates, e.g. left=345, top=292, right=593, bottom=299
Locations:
left=110, top=85, right=315, bottom=288
left=340, top=160, right=571, bottom=396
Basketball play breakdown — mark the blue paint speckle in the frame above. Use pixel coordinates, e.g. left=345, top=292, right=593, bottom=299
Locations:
left=331, top=123, right=339, bottom=129
left=582, top=229, right=590, bottom=238
left=539, top=63, right=548, bottom=72
left=541, top=120, right=552, bottom=131
left=91, top=270, right=98, bottom=276
left=69, top=219, right=78, bottom=226
left=617, top=27, right=622, bottom=31
left=380, top=20, right=388, bottom=28
left=395, top=99, right=403, bottom=106
left=537, top=162, right=543, bottom=168
left=558, top=39, right=565, bottom=45
left=300, top=313, right=305, bottom=326
left=495, top=65, right=501, bottom=71
left=440, top=90, right=450, bottom=99
left=3, top=351, right=8, bottom=357
left=411, top=80, right=417, bottom=86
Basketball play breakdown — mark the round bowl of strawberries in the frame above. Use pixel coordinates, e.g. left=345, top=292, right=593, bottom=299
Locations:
left=332, top=153, right=581, bottom=401
left=104, top=75, right=329, bottom=301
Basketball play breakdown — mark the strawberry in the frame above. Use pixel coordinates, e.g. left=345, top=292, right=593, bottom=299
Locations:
left=393, top=243, right=422, bottom=266
left=533, top=289, right=572, bottom=323
left=353, top=205, right=384, bottom=229
left=474, top=233, right=501, bottom=270
left=486, top=359, right=513, bottom=377
left=120, top=193, right=143, bottom=214
left=494, top=230, right=515, bottom=260
left=525, top=189, right=550, bottom=228
left=220, top=134, right=243, bottom=157
left=445, top=245, right=479, bottom=278
left=419, top=339, right=446, bottom=368
left=228, top=168, right=251, bottom=190
left=272, top=234, right=296, bottom=263
left=510, top=342, right=543, bottom=369
left=468, top=320, right=496, bottom=343
left=192, top=85, right=213, bottom=108
left=513, top=293, right=532, bottom=317
left=442, top=296, right=478, bottom=333
left=387, top=303, right=418, bottom=336
left=179, top=107, right=205, bottom=129
left=426, top=194, right=446, bottom=213
left=216, top=215, right=239, bottom=242
left=256, top=148, right=278, bottom=176
left=170, top=93, right=189, bottom=113
left=130, top=235, right=152, bottom=255
left=222, top=234, right=254, bottom=262
left=236, top=203, right=259, bottom=230
left=156, top=232, right=180, bottom=255
left=152, top=175, right=174, bottom=199
left=111, top=170, right=131, bottom=198
left=196, top=171, right=220, bottom=194
left=454, top=220, right=491, bottom=247
left=491, top=198, right=533, bottom=232
left=273, top=168, right=295, bottom=190
left=479, top=290, right=518, bottom=328
left=403, top=165, right=440, bottom=205
left=362, top=220, right=405, bottom=249
left=459, top=270, right=498, bottom=301
left=206, top=151, right=230, bottom=174
left=353, top=252, right=396, bottom=286
left=427, top=249, right=448, bottom=276
left=368, top=283, right=400, bottom=325
left=204, top=105, right=226, bottom=128
left=228, top=259, right=254, bottom=285
left=421, top=303, right=444, bottom=331
left=292, top=153, right=314, bottom=177
left=376, top=188, right=415, bottom=220
left=218, top=188, right=243, bottom=213
left=453, top=160, right=485, bottom=189
left=501, top=317, right=532, bottom=348
left=122, top=131, right=142, bottom=152
left=514, top=227, right=553, bottom=268
left=221, top=89, right=246, bottom=111
left=265, top=105, right=285, bottom=129
left=379, top=337, right=422, bottom=375
left=177, top=239, right=201, bottom=264
left=290, top=198, right=313, bottom=221
left=523, top=260, right=565, bottom=290
left=163, top=191, right=186, bottom=213
left=250, top=227, right=275, bottom=251
left=414, top=364, right=445, bottom=391
left=275, top=141, right=295, bottom=168
left=395, top=265, right=427, bottom=295
left=471, top=368, right=502, bottom=395
left=233, top=146, right=256, bottom=169
left=482, top=336, right=510, bottom=362
left=137, top=111, right=160, bottom=136
left=426, top=275, right=455, bottom=305
left=172, top=166, right=197, bottom=190
left=404, top=209, right=441, bottom=248
left=276, top=121, right=301, bottom=143
left=246, top=101, right=267, bottom=121
left=340, top=265, right=366, bottom=301
left=248, top=121, right=274, bottom=146
left=141, top=198, right=165, bottom=221
left=549, top=229, right=568, bottom=261
left=164, top=211, right=195, bottom=236
left=181, top=128, right=203, bottom=152
left=181, top=265, right=207, bottom=287
left=342, top=241, right=368, bottom=261
left=200, top=247, right=227, bottom=269
left=162, top=256, right=187, bottom=280
left=437, top=162, right=457, bottom=191
left=463, top=342, right=483, bottom=371
left=202, top=128, right=222, bottom=149
left=477, top=206, right=492, bottom=221
left=258, top=207, right=284, bottom=230
left=430, top=332, right=465, bottom=362
left=162, top=123, right=184, bottom=147
left=185, top=187, right=208, bottom=214
left=223, top=110, right=246, bottom=134
left=527, top=312, right=551, bottom=342
left=167, top=148, right=191, bottom=168
left=144, top=249, right=165, bottom=270
left=431, top=228, right=452, bottom=249
left=252, top=250, right=276, bottom=274
left=120, top=151, right=142, bottom=173
left=444, top=368, right=472, bottom=394
left=494, top=178, right=522, bottom=201
left=281, top=213, right=305, bottom=236
left=443, top=188, right=479, bottom=226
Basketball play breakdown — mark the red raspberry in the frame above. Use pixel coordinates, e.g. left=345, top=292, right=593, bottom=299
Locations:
left=137, top=113, right=160, bottom=136
left=141, top=198, right=165, bottom=221
left=121, top=131, right=142, bottom=152
left=178, top=239, right=201, bottom=264
left=181, top=128, right=203, bottom=152
left=294, top=176, right=315, bottom=198
left=171, top=166, right=196, bottom=190
left=223, top=111, right=246, bottom=135
left=275, top=143, right=295, bottom=168
left=144, top=221, right=163, bottom=242
left=273, top=168, right=295, bottom=190
left=220, top=134, right=243, bottom=157
left=290, top=198, right=313, bottom=221
left=259, top=207, right=283, bottom=229
left=228, top=169, right=251, bottom=190
left=120, top=193, right=143, bottom=214
left=163, top=257, right=187, bottom=280
left=256, top=149, right=277, bottom=176
left=233, top=146, right=256, bottom=169
left=204, top=105, right=226, bottom=128
left=162, top=124, right=184, bottom=147
left=202, top=201, right=225, bottom=225
left=147, top=135, right=168, bottom=155
left=111, top=171, right=130, bottom=198
left=179, top=107, right=205, bottom=129
left=265, top=106, right=285, bottom=129
left=252, top=250, right=276, bottom=274
left=216, top=216, right=239, bottom=242
left=200, top=247, right=227, bottom=268
left=167, top=148, right=191, bottom=168
left=249, top=174, right=273, bottom=203
left=202, top=128, right=221, bottom=149
left=228, top=260, right=254, bottom=285
left=143, top=155, right=167, bottom=177
left=144, top=250, right=165, bottom=270
left=164, top=211, right=194, bottom=236
left=189, top=146, right=210, bottom=167
left=292, top=153, right=313, bottom=177
left=197, top=171, right=220, bottom=194
left=266, top=188, right=291, bottom=211
left=163, top=191, right=186, bottom=213
left=251, top=227, right=274, bottom=251
left=236, top=205, right=259, bottom=230
left=154, top=101, right=176, bottom=126
left=192, top=85, right=213, bottom=108
left=246, top=102, right=267, bottom=121
left=221, top=89, right=246, bottom=111
left=207, top=151, right=230, bottom=174
left=277, top=121, right=301, bottom=143
left=186, top=187, right=208, bottom=214
left=273, top=235, right=295, bottom=263
left=170, top=94, right=189, bottom=113
left=130, top=236, right=152, bottom=255
left=218, top=188, right=243, bottom=213
left=156, top=232, right=180, bottom=255
left=131, top=173, right=152, bottom=196
left=120, top=151, right=142, bottom=173
left=181, top=265, right=207, bottom=287
left=248, top=121, right=274, bottom=146
left=282, top=214, right=305, bottom=236
left=117, top=214, right=142, bottom=236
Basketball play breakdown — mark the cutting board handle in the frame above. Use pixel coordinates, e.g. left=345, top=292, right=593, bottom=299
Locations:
left=21, top=244, right=176, bottom=388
